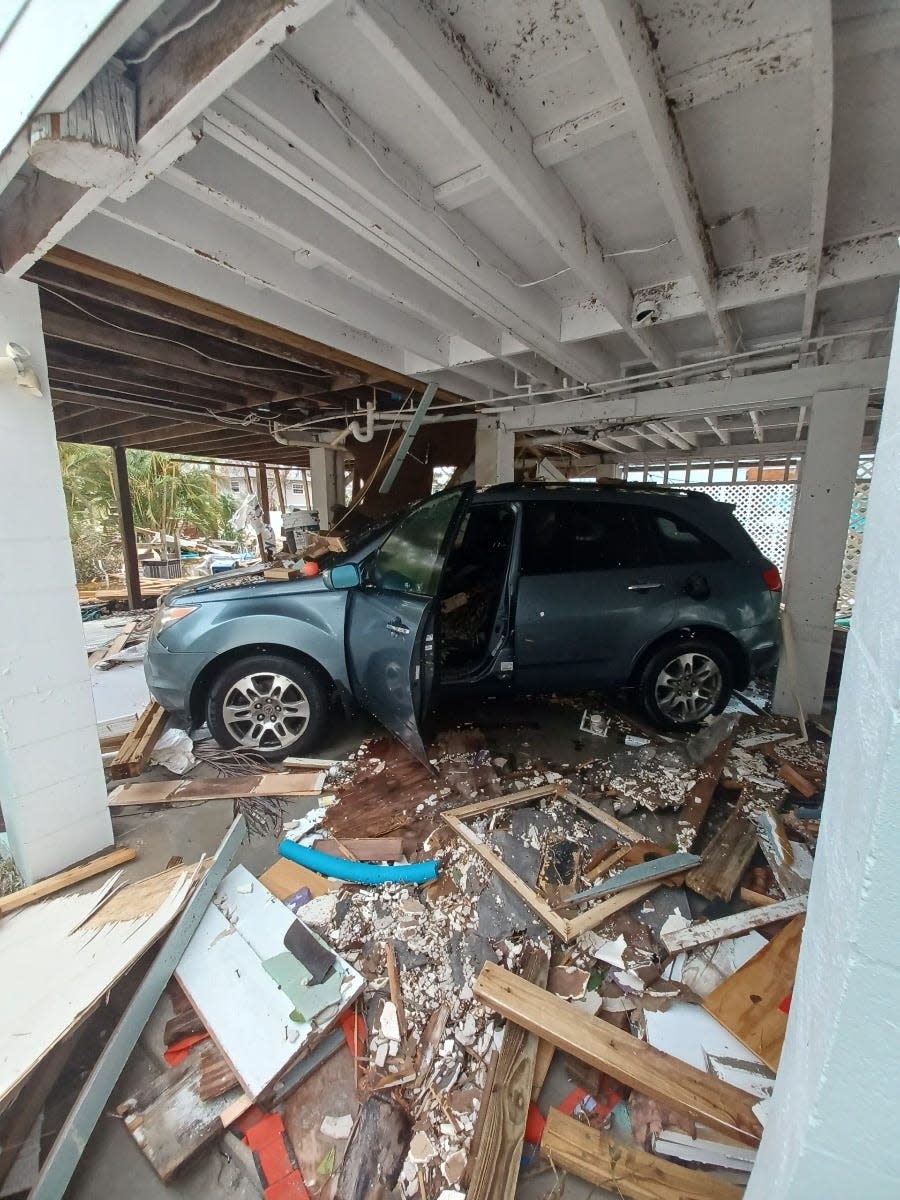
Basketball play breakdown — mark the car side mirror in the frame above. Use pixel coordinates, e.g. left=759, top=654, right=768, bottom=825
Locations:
left=328, top=563, right=361, bottom=590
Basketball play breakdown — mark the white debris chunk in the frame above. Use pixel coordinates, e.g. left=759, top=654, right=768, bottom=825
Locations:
left=320, top=1113, right=354, bottom=1139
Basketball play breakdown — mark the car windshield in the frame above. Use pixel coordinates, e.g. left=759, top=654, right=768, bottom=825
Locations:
left=368, top=489, right=464, bottom=596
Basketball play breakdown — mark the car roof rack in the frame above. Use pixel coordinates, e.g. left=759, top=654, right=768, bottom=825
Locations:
left=482, top=480, right=715, bottom=501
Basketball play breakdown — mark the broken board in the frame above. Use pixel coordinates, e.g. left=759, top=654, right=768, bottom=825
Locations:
left=258, top=857, right=331, bottom=901
left=541, top=1109, right=744, bottom=1200
left=109, top=699, right=168, bottom=780
left=109, top=770, right=325, bottom=807
left=118, top=1059, right=243, bottom=1181
left=703, top=915, right=805, bottom=1071
left=283, top=1043, right=359, bottom=1195
left=175, top=866, right=363, bottom=1099
left=474, top=962, right=761, bottom=1144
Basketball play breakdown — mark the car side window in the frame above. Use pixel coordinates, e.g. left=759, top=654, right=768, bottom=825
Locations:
left=644, top=509, right=730, bottom=565
left=368, top=488, right=463, bottom=595
left=520, top=500, right=641, bottom=575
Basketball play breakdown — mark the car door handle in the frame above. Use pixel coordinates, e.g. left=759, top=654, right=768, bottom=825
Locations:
left=627, top=582, right=663, bottom=592
left=386, top=618, right=410, bottom=636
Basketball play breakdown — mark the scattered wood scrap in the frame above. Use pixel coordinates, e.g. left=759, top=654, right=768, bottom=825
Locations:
left=333, top=1095, right=411, bottom=1200
left=541, top=1108, right=744, bottom=1200
left=109, top=699, right=168, bottom=780
left=661, top=895, right=808, bottom=956
left=677, top=733, right=736, bottom=850
left=305, top=533, right=348, bottom=559
left=473, top=963, right=762, bottom=1144
left=0, top=847, right=136, bottom=918
left=108, top=769, right=325, bottom=807
left=88, top=619, right=137, bottom=666
left=703, top=915, right=805, bottom=1071
left=686, top=787, right=781, bottom=902
left=466, top=944, right=549, bottom=1200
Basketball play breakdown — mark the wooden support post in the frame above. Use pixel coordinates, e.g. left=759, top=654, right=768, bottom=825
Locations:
left=112, top=445, right=141, bottom=610
left=255, top=463, right=270, bottom=562
left=302, top=468, right=312, bottom=511
left=274, top=467, right=286, bottom=513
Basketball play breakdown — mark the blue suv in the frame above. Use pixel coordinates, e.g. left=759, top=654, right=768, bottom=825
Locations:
left=145, top=483, right=781, bottom=762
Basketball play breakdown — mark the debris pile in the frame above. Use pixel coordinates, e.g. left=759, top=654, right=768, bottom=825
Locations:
left=0, top=698, right=829, bottom=1198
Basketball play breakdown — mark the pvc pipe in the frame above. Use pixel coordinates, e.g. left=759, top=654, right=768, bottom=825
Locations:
left=278, top=839, right=438, bottom=886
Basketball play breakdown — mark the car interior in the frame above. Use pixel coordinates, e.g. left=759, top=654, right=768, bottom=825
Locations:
left=438, top=503, right=516, bottom=674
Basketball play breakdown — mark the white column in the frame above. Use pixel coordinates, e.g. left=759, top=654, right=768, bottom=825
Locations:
left=773, top=387, right=868, bottom=717
left=475, top=419, right=514, bottom=486
left=0, top=276, right=112, bottom=884
left=746, top=315, right=900, bottom=1195
left=308, top=446, right=343, bottom=528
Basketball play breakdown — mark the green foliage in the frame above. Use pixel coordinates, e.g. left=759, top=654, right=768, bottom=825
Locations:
left=59, top=444, right=241, bottom=581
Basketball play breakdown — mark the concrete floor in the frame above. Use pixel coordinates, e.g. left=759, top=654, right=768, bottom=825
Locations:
left=61, top=692, right=717, bottom=1199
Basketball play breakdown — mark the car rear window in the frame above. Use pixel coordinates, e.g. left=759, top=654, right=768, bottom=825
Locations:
left=521, top=500, right=642, bottom=575
left=642, top=509, right=730, bottom=565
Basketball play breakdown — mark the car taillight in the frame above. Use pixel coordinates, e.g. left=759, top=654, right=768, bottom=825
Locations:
left=762, top=564, right=782, bottom=592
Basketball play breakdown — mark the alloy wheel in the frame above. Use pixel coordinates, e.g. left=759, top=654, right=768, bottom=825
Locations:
left=654, top=651, right=723, bottom=723
left=221, top=671, right=310, bottom=750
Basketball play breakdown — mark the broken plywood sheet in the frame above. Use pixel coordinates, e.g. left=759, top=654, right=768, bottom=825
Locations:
left=175, top=866, right=363, bottom=1099
left=0, top=868, right=193, bottom=1106
left=644, top=1003, right=774, bottom=1100
left=703, top=916, right=805, bottom=1071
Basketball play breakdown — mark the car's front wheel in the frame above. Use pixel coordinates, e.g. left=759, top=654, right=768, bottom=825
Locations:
left=206, top=654, right=331, bottom=761
left=637, top=637, right=732, bottom=731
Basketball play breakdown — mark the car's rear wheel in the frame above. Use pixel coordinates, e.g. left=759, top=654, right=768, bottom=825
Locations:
left=206, top=654, right=331, bottom=760
left=637, top=637, right=732, bottom=731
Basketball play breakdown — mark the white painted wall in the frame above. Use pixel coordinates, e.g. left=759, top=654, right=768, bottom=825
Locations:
left=773, top=387, right=868, bottom=716
left=748, top=299, right=900, bottom=1197
left=0, top=276, right=112, bottom=884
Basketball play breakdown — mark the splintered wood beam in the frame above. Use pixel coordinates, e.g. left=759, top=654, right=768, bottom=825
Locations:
left=474, top=962, right=762, bottom=1144
left=578, top=0, right=737, bottom=353
left=0, top=848, right=137, bottom=918
left=540, top=1109, right=745, bottom=1200
left=661, top=894, right=809, bottom=956
left=802, top=0, right=835, bottom=341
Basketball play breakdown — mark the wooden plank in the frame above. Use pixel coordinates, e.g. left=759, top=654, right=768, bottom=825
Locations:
left=383, top=942, right=408, bottom=1043
left=333, top=1095, right=411, bottom=1200
left=561, top=791, right=645, bottom=844
left=258, top=857, right=331, bottom=901
left=88, top=619, right=137, bottom=666
left=661, top=895, right=808, bottom=956
left=778, top=763, right=819, bottom=798
left=467, top=945, right=550, bottom=1200
left=540, top=1109, right=744, bottom=1200
left=473, top=963, right=762, bottom=1144
left=109, top=699, right=168, bottom=780
left=703, top=916, right=805, bottom=1071
left=0, top=848, right=136, bottom=918
left=685, top=787, right=778, bottom=902
left=314, top=837, right=405, bottom=861
left=118, top=1059, right=242, bottom=1181
left=530, top=1040, right=555, bottom=1101
left=676, top=735, right=736, bottom=850
left=109, top=769, right=325, bottom=807
left=442, top=784, right=560, bottom=821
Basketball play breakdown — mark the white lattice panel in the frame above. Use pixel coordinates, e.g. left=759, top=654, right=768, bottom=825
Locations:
left=691, top=483, right=796, bottom=572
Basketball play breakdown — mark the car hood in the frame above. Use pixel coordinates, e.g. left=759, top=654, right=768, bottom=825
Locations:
left=162, top=567, right=330, bottom=604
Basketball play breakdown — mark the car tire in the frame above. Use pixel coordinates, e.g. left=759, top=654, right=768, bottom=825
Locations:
left=206, top=654, right=331, bottom=761
left=637, top=637, right=732, bottom=732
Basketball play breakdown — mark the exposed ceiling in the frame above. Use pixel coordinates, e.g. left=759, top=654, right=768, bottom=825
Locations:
left=0, top=0, right=897, bottom=466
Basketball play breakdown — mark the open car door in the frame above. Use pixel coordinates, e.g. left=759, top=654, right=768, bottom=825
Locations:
left=345, top=486, right=472, bottom=764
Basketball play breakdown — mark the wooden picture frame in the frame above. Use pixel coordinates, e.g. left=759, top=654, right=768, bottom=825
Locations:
left=441, top=785, right=658, bottom=943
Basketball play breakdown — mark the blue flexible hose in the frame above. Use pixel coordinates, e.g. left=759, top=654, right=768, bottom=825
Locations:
left=278, top=839, right=438, bottom=885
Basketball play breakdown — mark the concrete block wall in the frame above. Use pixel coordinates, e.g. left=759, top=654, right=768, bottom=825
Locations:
left=0, top=276, right=113, bottom=884
left=748, top=306, right=900, bottom=1196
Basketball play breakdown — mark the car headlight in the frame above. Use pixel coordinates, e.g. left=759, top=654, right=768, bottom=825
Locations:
left=154, top=605, right=198, bottom=634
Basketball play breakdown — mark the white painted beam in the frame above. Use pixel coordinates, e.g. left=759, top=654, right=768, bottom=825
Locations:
left=220, top=55, right=615, bottom=383
left=562, top=233, right=900, bottom=342
left=347, top=0, right=672, bottom=369
left=98, top=179, right=451, bottom=362
left=801, top=0, right=835, bottom=341
left=497, top=358, right=888, bottom=432
left=749, top=410, right=764, bottom=443
left=705, top=416, right=730, bottom=445
left=578, top=0, right=736, bottom=353
left=163, top=145, right=502, bottom=357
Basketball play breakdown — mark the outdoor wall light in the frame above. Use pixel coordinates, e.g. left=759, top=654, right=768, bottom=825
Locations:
left=0, top=342, right=42, bottom=396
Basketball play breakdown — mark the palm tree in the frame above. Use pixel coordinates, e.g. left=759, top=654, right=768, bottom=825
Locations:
left=58, top=444, right=240, bottom=576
